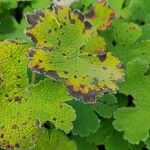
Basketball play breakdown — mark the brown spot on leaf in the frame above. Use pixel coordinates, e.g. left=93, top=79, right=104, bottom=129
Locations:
left=0, top=134, right=4, bottom=138
left=99, top=53, right=106, bottom=62
left=86, top=9, right=96, bottom=19
left=74, top=10, right=84, bottom=22
left=12, top=124, right=17, bottom=129
left=39, top=59, right=43, bottom=63
left=84, top=21, right=92, bottom=30
left=26, top=32, right=38, bottom=43
left=26, top=11, right=45, bottom=27
left=16, top=84, right=21, bottom=88
left=15, top=96, right=22, bottom=103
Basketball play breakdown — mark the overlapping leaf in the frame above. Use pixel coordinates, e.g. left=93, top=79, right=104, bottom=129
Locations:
left=87, top=119, right=131, bottom=150
left=26, top=6, right=124, bottom=103
left=113, top=59, right=150, bottom=144
left=102, top=20, right=150, bottom=65
left=86, top=1, right=115, bottom=30
left=35, top=130, right=77, bottom=150
left=0, top=41, right=76, bottom=149
left=68, top=100, right=100, bottom=136
left=73, top=136, right=98, bottom=150
left=92, top=94, right=118, bottom=119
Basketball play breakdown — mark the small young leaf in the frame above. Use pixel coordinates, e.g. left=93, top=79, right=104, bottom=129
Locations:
left=68, top=100, right=100, bottom=137
left=92, top=94, right=118, bottom=119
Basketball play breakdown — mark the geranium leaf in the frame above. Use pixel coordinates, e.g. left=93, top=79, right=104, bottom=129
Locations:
left=92, top=94, right=118, bottom=119
left=86, top=1, right=115, bottom=30
left=0, top=41, right=76, bottom=149
left=68, top=100, right=100, bottom=136
left=113, top=59, right=150, bottom=144
left=87, top=119, right=131, bottom=150
left=35, top=130, right=77, bottom=150
left=26, top=7, right=124, bottom=103
left=102, top=20, right=150, bottom=65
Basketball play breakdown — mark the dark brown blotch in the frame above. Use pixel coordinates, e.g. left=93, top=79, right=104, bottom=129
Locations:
left=26, top=11, right=45, bottom=27
left=98, top=53, right=107, bottom=62
left=29, top=49, right=36, bottom=58
left=26, top=32, right=38, bottom=43
left=86, top=8, right=96, bottom=19
left=15, top=96, right=22, bottom=103
left=74, top=10, right=84, bottom=22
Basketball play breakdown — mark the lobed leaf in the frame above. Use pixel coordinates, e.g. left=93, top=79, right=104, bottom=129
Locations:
left=68, top=100, right=100, bottom=137
left=26, top=6, right=124, bottom=103
left=0, top=41, right=76, bottom=149
left=35, top=130, right=77, bottom=150
left=102, top=20, right=150, bottom=65
left=86, top=1, right=115, bottom=30
left=113, top=59, right=150, bottom=144
left=92, top=94, right=118, bottom=119
left=87, top=119, right=130, bottom=150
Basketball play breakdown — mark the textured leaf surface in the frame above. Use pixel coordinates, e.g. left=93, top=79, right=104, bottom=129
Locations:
left=27, top=78, right=76, bottom=133
left=127, top=0, right=150, bottom=24
left=102, top=20, right=150, bottom=65
left=35, top=130, right=77, bottom=150
left=0, top=41, right=38, bottom=149
left=107, top=0, right=125, bottom=17
left=92, top=94, right=118, bottom=119
left=113, top=59, right=150, bottom=144
left=71, top=0, right=96, bottom=12
left=31, top=0, right=51, bottom=10
left=87, top=119, right=130, bottom=150
left=73, top=136, right=98, bottom=150
left=0, top=41, right=76, bottom=149
left=26, top=7, right=124, bottom=103
left=86, top=2, right=115, bottom=30
left=68, top=100, right=100, bottom=136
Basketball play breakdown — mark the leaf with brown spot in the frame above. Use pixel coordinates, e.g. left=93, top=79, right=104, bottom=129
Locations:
left=26, top=6, right=124, bottom=103
left=86, top=1, right=115, bottom=30
left=0, top=41, right=76, bottom=149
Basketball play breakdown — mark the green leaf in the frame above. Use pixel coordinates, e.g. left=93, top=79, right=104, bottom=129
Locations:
left=73, top=136, right=98, bottom=150
left=107, top=0, right=125, bottom=17
left=87, top=119, right=130, bottom=150
left=26, top=7, right=124, bottom=103
left=71, top=0, right=96, bottom=13
left=35, top=130, right=77, bottom=150
left=27, top=78, right=76, bottom=133
left=0, top=41, right=76, bottom=149
left=31, top=0, right=51, bottom=10
left=0, top=40, right=38, bottom=149
left=0, top=0, right=18, bottom=10
left=102, top=20, right=150, bottom=65
left=127, top=0, right=150, bottom=24
left=86, top=2, right=115, bottom=30
left=92, top=94, right=118, bottom=119
left=68, top=100, right=100, bottom=137
left=113, top=59, right=150, bottom=144
left=0, top=17, right=29, bottom=42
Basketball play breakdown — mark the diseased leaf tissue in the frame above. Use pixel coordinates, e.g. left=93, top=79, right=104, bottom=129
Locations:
left=0, top=0, right=150, bottom=149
